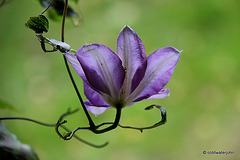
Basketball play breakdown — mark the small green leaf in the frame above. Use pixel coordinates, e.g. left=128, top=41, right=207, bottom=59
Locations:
left=0, top=121, right=39, bottom=160
left=25, top=15, right=49, bottom=34
left=0, top=99, right=20, bottom=113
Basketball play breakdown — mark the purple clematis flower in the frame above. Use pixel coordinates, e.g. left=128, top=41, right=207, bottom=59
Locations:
left=65, top=26, right=181, bottom=115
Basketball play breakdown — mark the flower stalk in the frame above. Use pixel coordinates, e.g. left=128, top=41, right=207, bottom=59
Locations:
left=60, top=0, right=96, bottom=127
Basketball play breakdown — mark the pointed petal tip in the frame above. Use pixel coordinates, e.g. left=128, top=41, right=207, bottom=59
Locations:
left=119, top=25, right=134, bottom=34
left=162, top=47, right=182, bottom=55
left=123, top=25, right=131, bottom=29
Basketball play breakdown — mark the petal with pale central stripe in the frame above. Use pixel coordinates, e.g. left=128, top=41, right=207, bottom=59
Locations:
left=127, top=47, right=181, bottom=103
left=134, top=88, right=170, bottom=102
left=77, top=44, right=125, bottom=98
left=117, top=26, right=147, bottom=98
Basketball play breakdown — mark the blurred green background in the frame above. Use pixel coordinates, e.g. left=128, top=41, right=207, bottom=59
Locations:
left=0, top=0, right=240, bottom=159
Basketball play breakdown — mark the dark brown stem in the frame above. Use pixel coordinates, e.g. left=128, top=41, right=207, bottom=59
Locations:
left=56, top=107, right=122, bottom=142
left=41, top=0, right=55, bottom=15
left=61, top=0, right=95, bottom=127
left=92, top=107, right=121, bottom=134
left=0, top=116, right=106, bottom=148
left=0, top=117, right=55, bottom=127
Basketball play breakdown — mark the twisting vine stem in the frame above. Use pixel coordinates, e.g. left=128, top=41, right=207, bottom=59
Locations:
left=0, top=117, right=55, bottom=127
left=55, top=104, right=167, bottom=141
left=55, top=107, right=122, bottom=141
left=40, top=0, right=55, bottom=15
left=61, top=0, right=67, bottom=42
left=59, top=0, right=123, bottom=134
left=91, top=105, right=166, bottom=133
left=0, top=108, right=108, bottom=148
left=60, top=0, right=95, bottom=127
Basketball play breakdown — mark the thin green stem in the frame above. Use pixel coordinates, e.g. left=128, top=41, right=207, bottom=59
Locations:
left=57, top=107, right=122, bottom=139
left=40, top=0, right=55, bottom=15
left=0, top=117, right=55, bottom=127
left=55, top=120, right=68, bottom=138
left=58, top=108, right=79, bottom=122
left=60, top=125, right=108, bottom=148
left=61, top=0, right=67, bottom=42
left=62, top=56, right=95, bottom=127
left=61, top=0, right=95, bottom=127
left=92, top=107, right=121, bottom=134
left=0, top=117, right=106, bottom=148
left=93, top=105, right=167, bottom=133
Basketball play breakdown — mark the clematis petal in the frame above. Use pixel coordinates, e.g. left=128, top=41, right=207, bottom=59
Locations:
left=65, top=53, right=112, bottom=115
left=125, top=89, right=169, bottom=108
left=127, top=47, right=181, bottom=103
left=64, top=53, right=88, bottom=83
left=77, top=44, right=125, bottom=98
left=83, top=82, right=110, bottom=107
left=84, top=101, right=111, bottom=116
left=117, top=26, right=147, bottom=97
left=134, top=88, right=170, bottom=102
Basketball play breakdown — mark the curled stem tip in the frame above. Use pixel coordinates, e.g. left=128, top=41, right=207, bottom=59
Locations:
left=118, top=104, right=167, bottom=132
left=92, top=104, right=167, bottom=133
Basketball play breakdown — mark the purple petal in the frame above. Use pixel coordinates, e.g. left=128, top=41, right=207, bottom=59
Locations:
left=83, top=82, right=110, bottom=107
left=65, top=53, right=112, bottom=112
left=117, top=26, right=147, bottom=97
left=127, top=47, right=181, bottom=103
left=64, top=53, right=88, bottom=83
left=77, top=44, right=125, bottom=98
left=125, top=89, right=169, bottom=107
left=65, top=52, right=111, bottom=105
left=134, top=88, right=170, bottom=102
left=84, top=101, right=111, bottom=116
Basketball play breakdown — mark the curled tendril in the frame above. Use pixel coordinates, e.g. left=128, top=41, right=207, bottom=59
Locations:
left=60, top=125, right=109, bottom=148
left=56, top=107, right=122, bottom=141
left=119, top=104, right=167, bottom=132
left=0, top=108, right=108, bottom=148
left=95, top=104, right=167, bottom=133
left=55, top=104, right=167, bottom=144
left=55, top=108, right=109, bottom=148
